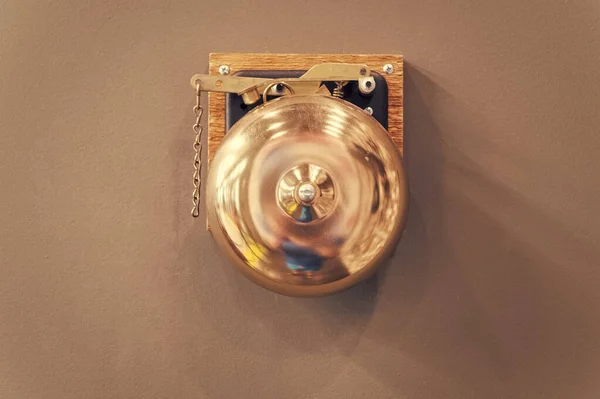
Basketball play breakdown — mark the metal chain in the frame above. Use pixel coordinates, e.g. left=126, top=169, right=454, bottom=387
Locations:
left=191, top=82, right=203, bottom=217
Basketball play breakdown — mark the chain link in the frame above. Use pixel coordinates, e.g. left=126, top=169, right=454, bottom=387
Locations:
left=191, top=82, right=203, bottom=217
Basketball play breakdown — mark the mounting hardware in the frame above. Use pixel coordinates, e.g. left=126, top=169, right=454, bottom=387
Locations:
left=364, top=106, right=374, bottom=115
left=191, top=63, right=372, bottom=105
left=225, top=70, right=389, bottom=131
left=383, top=64, right=394, bottom=74
left=358, top=76, right=376, bottom=95
left=219, top=65, right=230, bottom=75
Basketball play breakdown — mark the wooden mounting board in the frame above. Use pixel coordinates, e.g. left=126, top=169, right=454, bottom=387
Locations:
left=207, top=53, right=404, bottom=162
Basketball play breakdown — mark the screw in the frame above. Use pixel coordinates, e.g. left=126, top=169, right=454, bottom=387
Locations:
left=383, top=64, right=394, bottom=74
left=298, top=183, right=317, bottom=203
left=364, top=106, right=374, bottom=115
left=218, top=65, right=230, bottom=75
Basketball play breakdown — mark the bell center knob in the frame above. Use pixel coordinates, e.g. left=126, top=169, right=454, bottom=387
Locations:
left=276, top=164, right=336, bottom=223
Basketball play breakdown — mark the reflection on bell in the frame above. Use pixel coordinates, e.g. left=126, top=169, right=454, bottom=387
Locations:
left=206, top=95, right=409, bottom=296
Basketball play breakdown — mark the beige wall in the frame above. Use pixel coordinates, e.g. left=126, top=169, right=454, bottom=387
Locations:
left=1, top=1, right=600, bottom=398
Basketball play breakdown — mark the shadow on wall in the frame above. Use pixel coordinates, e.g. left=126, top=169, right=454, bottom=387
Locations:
left=346, top=63, right=600, bottom=398
left=179, top=63, right=600, bottom=399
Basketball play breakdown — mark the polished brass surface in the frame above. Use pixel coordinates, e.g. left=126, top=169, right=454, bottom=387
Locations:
left=205, top=95, right=408, bottom=296
left=190, top=63, right=373, bottom=104
left=276, top=164, right=336, bottom=222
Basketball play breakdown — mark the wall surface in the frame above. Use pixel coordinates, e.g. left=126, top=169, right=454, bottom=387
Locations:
left=1, top=1, right=600, bottom=398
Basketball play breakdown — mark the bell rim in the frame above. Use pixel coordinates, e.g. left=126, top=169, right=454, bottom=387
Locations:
left=206, top=95, right=410, bottom=297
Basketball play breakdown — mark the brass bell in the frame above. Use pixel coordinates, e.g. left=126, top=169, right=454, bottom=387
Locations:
left=205, top=94, right=409, bottom=296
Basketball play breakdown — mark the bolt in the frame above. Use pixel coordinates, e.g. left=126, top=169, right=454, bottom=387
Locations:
left=218, top=65, right=230, bottom=75
left=383, top=64, right=394, bottom=74
left=364, top=106, right=374, bottom=115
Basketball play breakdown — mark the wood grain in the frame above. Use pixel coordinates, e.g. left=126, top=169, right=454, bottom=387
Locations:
left=207, top=53, right=403, bottom=162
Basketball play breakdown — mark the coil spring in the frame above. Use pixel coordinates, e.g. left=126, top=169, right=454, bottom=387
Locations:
left=333, top=81, right=347, bottom=98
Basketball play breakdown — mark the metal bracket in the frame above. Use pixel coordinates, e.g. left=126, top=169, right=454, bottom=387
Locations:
left=225, top=70, right=389, bottom=131
left=190, top=63, right=376, bottom=105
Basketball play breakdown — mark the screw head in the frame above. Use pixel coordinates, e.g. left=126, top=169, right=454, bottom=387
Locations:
left=383, top=64, right=394, bottom=74
left=364, top=106, right=374, bottom=115
left=218, top=65, right=230, bottom=75
left=297, top=183, right=317, bottom=203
